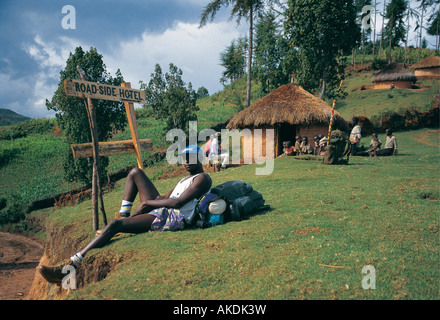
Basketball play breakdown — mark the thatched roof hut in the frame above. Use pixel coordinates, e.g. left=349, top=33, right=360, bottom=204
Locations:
left=227, top=83, right=348, bottom=158
left=409, top=55, right=440, bottom=80
left=371, top=63, right=417, bottom=89
left=227, top=83, right=347, bottom=130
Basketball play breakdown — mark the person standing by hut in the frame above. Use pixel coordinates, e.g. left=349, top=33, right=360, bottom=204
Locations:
left=349, top=117, right=362, bottom=156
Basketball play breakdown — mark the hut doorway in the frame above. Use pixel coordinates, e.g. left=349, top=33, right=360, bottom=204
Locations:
left=277, top=123, right=298, bottom=156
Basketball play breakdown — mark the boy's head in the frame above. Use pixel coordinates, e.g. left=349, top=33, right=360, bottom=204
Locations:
left=178, top=145, right=204, bottom=172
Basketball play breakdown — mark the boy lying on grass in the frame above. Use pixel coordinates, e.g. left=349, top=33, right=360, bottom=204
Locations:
left=38, top=145, right=212, bottom=285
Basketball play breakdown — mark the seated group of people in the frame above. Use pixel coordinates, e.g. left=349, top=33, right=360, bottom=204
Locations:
left=280, top=134, right=327, bottom=157
left=350, top=117, right=398, bottom=157
left=280, top=118, right=399, bottom=159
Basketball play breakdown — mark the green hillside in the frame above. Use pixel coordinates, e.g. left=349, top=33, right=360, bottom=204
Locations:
left=334, top=72, right=438, bottom=120
left=0, top=108, right=30, bottom=126
left=197, top=68, right=438, bottom=128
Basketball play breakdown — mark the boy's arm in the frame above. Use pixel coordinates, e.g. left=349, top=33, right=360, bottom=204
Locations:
left=134, top=174, right=211, bottom=215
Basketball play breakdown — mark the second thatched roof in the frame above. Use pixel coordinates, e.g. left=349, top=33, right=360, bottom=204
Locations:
left=226, top=83, right=348, bottom=130
left=410, top=55, right=440, bottom=70
left=371, top=63, right=417, bottom=83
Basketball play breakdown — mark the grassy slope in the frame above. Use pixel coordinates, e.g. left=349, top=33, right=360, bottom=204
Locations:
left=335, top=73, right=438, bottom=120
left=37, top=128, right=439, bottom=300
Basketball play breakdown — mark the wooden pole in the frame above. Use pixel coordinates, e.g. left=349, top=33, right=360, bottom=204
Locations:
left=121, top=82, right=145, bottom=170
left=76, top=66, right=107, bottom=230
left=327, top=80, right=344, bottom=144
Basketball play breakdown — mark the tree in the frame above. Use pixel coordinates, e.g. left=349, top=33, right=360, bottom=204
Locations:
left=46, top=47, right=127, bottom=184
left=384, top=0, right=408, bottom=60
left=196, top=86, right=210, bottom=99
left=219, top=37, right=247, bottom=84
left=416, top=0, right=430, bottom=59
left=253, top=12, right=291, bottom=96
left=355, top=0, right=373, bottom=66
left=200, top=0, right=270, bottom=108
left=285, top=0, right=360, bottom=99
left=141, top=63, right=198, bottom=133
left=405, top=2, right=420, bottom=63
left=426, top=2, right=440, bottom=51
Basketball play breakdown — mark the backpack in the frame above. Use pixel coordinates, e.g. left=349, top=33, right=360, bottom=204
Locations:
left=323, top=130, right=351, bottom=165
left=193, top=180, right=269, bottom=228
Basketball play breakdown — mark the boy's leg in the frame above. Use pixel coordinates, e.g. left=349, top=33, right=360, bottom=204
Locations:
left=39, top=168, right=161, bottom=284
left=38, top=213, right=156, bottom=284
left=119, top=168, right=160, bottom=217
left=79, top=213, right=156, bottom=257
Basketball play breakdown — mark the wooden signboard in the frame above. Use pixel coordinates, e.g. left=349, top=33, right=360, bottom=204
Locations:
left=71, top=139, right=152, bottom=159
left=64, top=79, right=146, bottom=104
left=65, top=70, right=151, bottom=231
left=64, top=79, right=149, bottom=171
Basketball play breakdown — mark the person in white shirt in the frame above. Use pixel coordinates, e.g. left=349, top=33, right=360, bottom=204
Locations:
left=208, top=132, right=229, bottom=169
left=349, top=117, right=362, bottom=155
left=376, top=129, right=398, bottom=156
left=38, top=145, right=212, bottom=285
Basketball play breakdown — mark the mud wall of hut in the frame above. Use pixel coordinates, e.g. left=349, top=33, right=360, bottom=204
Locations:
left=374, top=80, right=413, bottom=89
left=414, top=68, right=440, bottom=80
left=241, top=127, right=276, bottom=162
left=297, top=125, right=329, bottom=143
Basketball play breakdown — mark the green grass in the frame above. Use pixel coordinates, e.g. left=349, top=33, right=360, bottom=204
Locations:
left=36, top=128, right=439, bottom=300
left=0, top=134, right=83, bottom=203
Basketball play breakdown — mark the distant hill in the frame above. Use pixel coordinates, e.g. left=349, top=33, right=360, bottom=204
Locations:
left=0, top=108, right=30, bottom=126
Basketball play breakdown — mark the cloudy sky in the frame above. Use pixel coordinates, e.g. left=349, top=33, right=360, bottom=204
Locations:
left=0, top=0, right=436, bottom=118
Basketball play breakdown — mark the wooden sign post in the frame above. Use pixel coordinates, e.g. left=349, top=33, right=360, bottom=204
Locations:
left=64, top=68, right=151, bottom=231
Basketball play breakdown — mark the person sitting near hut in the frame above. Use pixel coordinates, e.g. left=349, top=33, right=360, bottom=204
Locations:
left=313, top=135, right=321, bottom=155
left=294, top=135, right=302, bottom=154
left=319, top=135, right=328, bottom=155
left=280, top=141, right=295, bottom=157
left=368, top=133, right=382, bottom=157
left=208, top=132, right=229, bottom=170
left=204, top=136, right=212, bottom=158
left=38, top=145, right=212, bottom=285
left=376, top=129, right=398, bottom=156
left=278, top=141, right=287, bottom=157
left=349, top=117, right=362, bottom=156
left=390, top=81, right=395, bottom=89
left=300, top=136, right=314, bottom=155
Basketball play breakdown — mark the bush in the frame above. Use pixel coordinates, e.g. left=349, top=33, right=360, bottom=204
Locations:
left=0, top=118, right=56, bottom=140
left=0, top=148, right=21, bottom=167
left=370, top=105, right=439, bottom=132
left=371, top=59, right=388, bottom=70
left=0, top=193, right=28, bottom=225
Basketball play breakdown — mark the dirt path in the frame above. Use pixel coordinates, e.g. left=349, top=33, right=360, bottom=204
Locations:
left=413, top=129, right=440, bottom=147
left=0, top=232, right=43, bottom=300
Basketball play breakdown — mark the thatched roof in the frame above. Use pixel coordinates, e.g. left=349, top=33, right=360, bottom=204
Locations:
left=371, top=63, right=417, bottom=83
left=410, top=55, right=440, bottom=70
left=226, top=83, right=348, bottom=130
